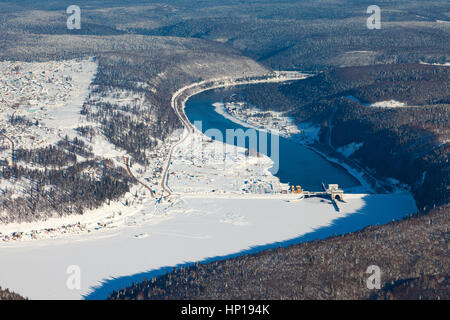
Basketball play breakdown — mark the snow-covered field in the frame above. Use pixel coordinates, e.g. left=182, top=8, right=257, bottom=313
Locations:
left=345, top=95, right=418, bottom=108
left=337, top=142, right=365, bottom=157
left=419, top=60, right=450, bottom=66
left=370, top=100, right=411, bottom=108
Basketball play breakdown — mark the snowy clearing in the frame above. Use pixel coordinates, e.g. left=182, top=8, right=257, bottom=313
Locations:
left=370, top=100, right=411, bottom=108
left=345, top=96, right=418, bottom=108
left=419, top=60, right=450, bottom=66
left=337, top=142, right=364, bottom=157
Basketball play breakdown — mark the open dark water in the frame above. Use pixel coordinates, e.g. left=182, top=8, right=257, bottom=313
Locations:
left=185, top=88, right=361, bottom=191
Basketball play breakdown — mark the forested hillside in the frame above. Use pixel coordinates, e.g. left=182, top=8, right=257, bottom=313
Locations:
left=2, top=0, right=449, bottom=71
left=223, top=64, right=450, bottom=209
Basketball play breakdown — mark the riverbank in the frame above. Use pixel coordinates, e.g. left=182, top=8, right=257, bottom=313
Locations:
left=205, top=99, right=374, bottom=193
left=212, top=97, right=410, bottom=195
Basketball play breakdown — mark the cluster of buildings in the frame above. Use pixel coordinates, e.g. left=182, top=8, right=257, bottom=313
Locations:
left=0, top=60, right=81, bottom=111
left=0, top=59, right=93, bottom=155
left=0, top=222, right=87, bottom=242
left=167, top=133, right=285, bottom=195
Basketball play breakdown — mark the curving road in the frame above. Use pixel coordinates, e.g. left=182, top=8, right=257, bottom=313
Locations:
left=159, top=73, right=308, bottom=198
left=124, top=156, right=155, bottom=198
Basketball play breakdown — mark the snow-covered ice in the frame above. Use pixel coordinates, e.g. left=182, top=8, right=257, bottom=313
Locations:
left=0, top=192, right=417, bottom=300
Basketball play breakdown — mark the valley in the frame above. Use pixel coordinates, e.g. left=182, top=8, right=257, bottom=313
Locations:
left=0, top=0, right=448, bottom=301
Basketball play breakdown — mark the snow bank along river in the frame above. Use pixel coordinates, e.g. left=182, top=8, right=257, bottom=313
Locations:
left=0, top=82, right=417, bottom=300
